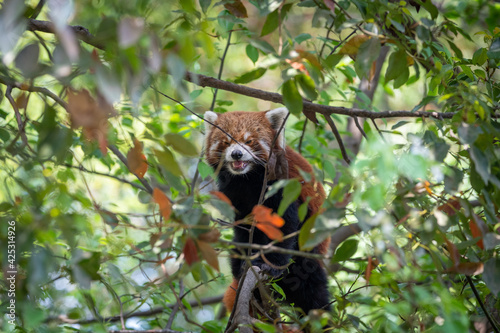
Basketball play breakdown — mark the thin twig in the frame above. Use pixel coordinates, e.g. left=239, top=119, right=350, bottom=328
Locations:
left=166, top=280, right=184, bottom=329
left=63, top=163, right=148, bottom=192
left=109, top=329, right=186, bottom=333
left=320, top=20, right=335, bottom=59
left=324, top=115, right=350, bottom=164
left=44, top=295, right=223, bottom=324
left=210, top=30, right=233, bottom=111
left=466, top=275, right=500, bottom=333
left=353, top=116, right=368, bottom=139
left=370, top=118, right=386, bottom=141
left=220, top=239, right=329, bottom=260
left=0, top=75, right=68, bottom=108
left=298, top=118, right=308, bottom=154
left=5, top=86, right=30, bottom=150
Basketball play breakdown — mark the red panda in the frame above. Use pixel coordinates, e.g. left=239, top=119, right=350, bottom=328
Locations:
left=204, top=108, right=331, bottom=318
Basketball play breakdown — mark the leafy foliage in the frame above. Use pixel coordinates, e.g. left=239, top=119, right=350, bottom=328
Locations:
left=0, top=0, right=499, bottom=332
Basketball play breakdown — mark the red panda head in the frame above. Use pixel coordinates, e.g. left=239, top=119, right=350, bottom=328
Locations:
left=204, top=108, right=288, bottom=176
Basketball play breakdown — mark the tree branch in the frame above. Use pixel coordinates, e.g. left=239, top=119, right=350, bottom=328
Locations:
left=324, top=114, right=350, bottom=164
left=27, top=18, right=105, bottom=49
left=226, top=266, right=265, bottom=333
left=44, top=295, right=223, bottom=325
left=23, top=19, right=480, bottom=122
left=63, top=163, right=148, bottom=192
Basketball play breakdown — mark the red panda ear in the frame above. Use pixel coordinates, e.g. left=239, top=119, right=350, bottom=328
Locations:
left=265, top=108, right=288, bottom=149
left=204, top=111, right=218, bottom=133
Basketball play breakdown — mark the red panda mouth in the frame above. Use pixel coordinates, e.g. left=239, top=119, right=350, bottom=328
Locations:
left=231, top=161, right=249, bottom=171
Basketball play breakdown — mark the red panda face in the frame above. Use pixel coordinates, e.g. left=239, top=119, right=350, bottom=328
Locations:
left=204, top=108, right=288, bottom=175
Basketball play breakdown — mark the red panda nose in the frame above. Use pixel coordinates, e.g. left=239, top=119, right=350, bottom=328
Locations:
left=231, top=150, right=243, bottom=160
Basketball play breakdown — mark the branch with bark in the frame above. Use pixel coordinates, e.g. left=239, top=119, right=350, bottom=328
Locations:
left=44, top=295, right=223, bottom=325
left=21, top=18, right=471, bottom=124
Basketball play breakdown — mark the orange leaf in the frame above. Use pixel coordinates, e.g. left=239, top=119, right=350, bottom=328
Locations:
left=423, top=180, right=433, bottom=195
left=446, top=262, right=484, bottom=276
left=153, top=188, right=171, bottom=221
left=252, top=205, right=285, bottom=241
left=127, top=139, right=148, bottom=178
left=210, top=191, right=233, bottom=206
left=252, top=205, right=285, bottom=228
left=255, top=223, right=284, bottom=242
left=438, top=198, right=461, bottom=216
left=198, top=240, right=220, bottom=271
left=224, top=0, right=247, bottom=18
left=286, top=59, right=308, bottom=75
left=183, top=238, right=199, bottom=265
left=469, top=217, right=484, bottom=249
left=198, top=229, right=221, bottom=243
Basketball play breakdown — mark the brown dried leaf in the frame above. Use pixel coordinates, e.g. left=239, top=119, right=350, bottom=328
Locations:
left=198, top=240, right=220, bottom=271
left=469, top=216, right=485, bottom=250
left=127, top=139, right=148, bottom=178
left=153, top=188, right=172, bottom=221
left=324, top=0, right=336, bottom=13
left=198, top=229, right=221, bottom=243
left=67, top=89, right=116, bottom=155
left=447, top=262, right=484, bottom=276
left=438, top=198, right=461, bottom=216
left=224, top=0, right=248, bottom=18
left=183, top=238, right=199, bottom=265
left=338, top=34, right=371, bottom=58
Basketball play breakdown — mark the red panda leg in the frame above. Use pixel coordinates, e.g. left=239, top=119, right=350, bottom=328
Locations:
left=223, top=278, right=239, bottom=312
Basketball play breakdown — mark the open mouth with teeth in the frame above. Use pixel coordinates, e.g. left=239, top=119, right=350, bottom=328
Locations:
left=230, top=161, right=250, bottom=172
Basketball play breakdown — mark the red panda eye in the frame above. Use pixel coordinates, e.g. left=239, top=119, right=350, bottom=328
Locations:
left=245, top=140, right=252, bottom=144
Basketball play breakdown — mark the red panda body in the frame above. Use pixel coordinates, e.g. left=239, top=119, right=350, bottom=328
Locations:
left=204, top=108, right=331, bottom=318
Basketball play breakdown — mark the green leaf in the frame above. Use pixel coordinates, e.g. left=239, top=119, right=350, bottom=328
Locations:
left=298, top=213, right=318, bottom=251
left=246, top=44, right=259, bottom=64
left=164, top=133, right=198, bottom=156
left=154, top=148, right=183, bottom=176
left=250, top=39, right=276, bottom=54
left=295, top=33, right=312, bottom=44
left=271, top=283, right=286, bottom=300
left=198, top=161, right=213, bottom=179
left=354, top=38, right=380, bottom=79
left=487, top=38, right=500, bottom=61
left=470, top=144, right=490, bottom=184
left=484, top=258, right=500, bottom=296
left=324, top=53, right=343, bottom=69
left=332, top=239, right=358, bottom=262
left=420, top=0, right=438, bottom=19
left=277, top=180, right=301, bottom=216
left=385, top=49, right=408, bottom=83
left=282, top=79, right=303, bottom=116
left=15, top=43, right=40, bottom=78
left=295, top=74, right=318, bottom=100
left=199, top=0, right=211, bottom=13
left=460, top=65, right=474, bottom=80
left=472, top=48, right=488, bottom=66
left=261, top=9, right=279, bottom=36
left=234, top=68, right=267, bottom=84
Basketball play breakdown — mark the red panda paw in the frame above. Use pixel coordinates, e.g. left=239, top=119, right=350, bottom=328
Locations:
left=254, top=262, right=285, bottom=278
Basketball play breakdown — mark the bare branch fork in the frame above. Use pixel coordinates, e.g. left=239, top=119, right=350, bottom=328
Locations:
left=226, top=266, right=266, bottom=333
